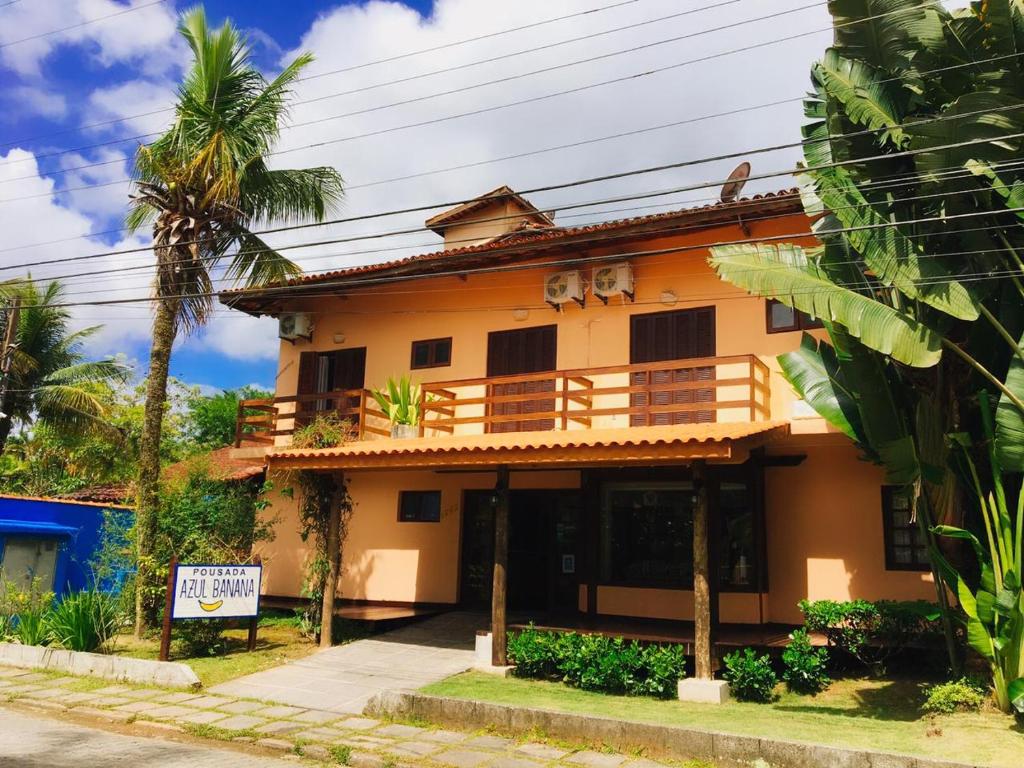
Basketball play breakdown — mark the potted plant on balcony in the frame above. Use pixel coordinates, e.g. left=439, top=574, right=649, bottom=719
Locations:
left=371, top=375, right=422, bottom=439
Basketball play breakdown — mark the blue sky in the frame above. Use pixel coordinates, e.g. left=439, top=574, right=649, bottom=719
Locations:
left=0, top=0, right=825, bottom=394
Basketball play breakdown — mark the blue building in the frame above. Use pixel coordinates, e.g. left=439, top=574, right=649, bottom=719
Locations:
left=0, top=494, right=132, bottom=596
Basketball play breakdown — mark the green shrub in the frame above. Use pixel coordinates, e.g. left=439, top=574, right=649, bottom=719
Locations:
left=782, top=629, right=830, bottom=695
left=1, top=579, right=54, bottom=646
left=175, top=619, right=229, bottom=657
left=923, top=678, right=988, bottom=714
left=798, top=599, right=940, bottom=674
left=47, top=589, right=122, bottom=652
left=506, top=628, right=686, bottom=698
left=723, top=648, right=778, bottom=703
left=507, top=624, right=560, bottom=679
left=634, top=643, right=687, bottom=698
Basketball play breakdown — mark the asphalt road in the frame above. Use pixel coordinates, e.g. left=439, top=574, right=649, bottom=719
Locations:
left=0, top=707, right=299, bottom=767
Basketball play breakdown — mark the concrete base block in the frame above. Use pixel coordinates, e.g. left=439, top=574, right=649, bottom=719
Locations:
left=474, top=632, right=492, bottom=666
left=473, top=664, right=515, bottom=677
left=677, top=678, right=731, bottom=704
left=0, top=642, right=200, bottom=690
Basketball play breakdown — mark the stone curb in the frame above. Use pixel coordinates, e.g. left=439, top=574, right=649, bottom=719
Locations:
left=365, top=691, right=979, bottom=768
left=0, top=642, right=201, bottom=690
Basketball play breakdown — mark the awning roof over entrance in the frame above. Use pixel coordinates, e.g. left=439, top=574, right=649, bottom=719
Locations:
left=267, top=422, right=789, bottom=471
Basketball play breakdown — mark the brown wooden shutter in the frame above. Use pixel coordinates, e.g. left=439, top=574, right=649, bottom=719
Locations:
left=296, top=351, right=318, bottom=426
left=487, top=325, right=557, bottom=433
left=630, top=308, right=716, bottom=426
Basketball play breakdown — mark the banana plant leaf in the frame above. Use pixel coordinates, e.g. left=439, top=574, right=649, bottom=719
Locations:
left=778, top=332, right=865, bottom=443
left=709, top=242, right=943, bottom=367
left=814, top=49, right=906, bottom=146
left=810, top=166, right=979, bottom=320
left=994, top=330, right=1024, bottom=473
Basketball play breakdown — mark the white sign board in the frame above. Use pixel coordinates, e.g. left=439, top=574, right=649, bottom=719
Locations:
left=171, top=564, right=262, bottom=620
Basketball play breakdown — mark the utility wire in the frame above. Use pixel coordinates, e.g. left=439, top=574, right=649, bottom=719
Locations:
left=0, top=0, right=169, bottom=49
left=4, top=47, right=1022, bottom=259
left=0, top=0, right=901, bottom=170
left=0, top=0, right=645, bottom=150
left=17, top=156, right=1024, bottom=295
left=4, top=100, right=1023, bottom=275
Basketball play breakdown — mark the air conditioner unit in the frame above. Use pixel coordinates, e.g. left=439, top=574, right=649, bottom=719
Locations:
left=592, top=262, right=634, bottom=302
left=278, top=313, right=313, bottom=341
left=544, top=270, right=584, bottom=309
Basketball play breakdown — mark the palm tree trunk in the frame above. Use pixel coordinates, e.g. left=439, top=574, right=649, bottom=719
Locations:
left=134, top=294, right=179, bottom=638
left=319, top=473, right=343, bottom=649
left=0, top=391, right=14, bottom=456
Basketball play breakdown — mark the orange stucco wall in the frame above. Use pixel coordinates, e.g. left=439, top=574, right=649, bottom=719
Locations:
left=252, top=210, right=936, bottom=620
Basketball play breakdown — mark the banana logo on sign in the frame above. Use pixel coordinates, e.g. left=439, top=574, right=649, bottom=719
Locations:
left=199, top=599, right=224, bottom=613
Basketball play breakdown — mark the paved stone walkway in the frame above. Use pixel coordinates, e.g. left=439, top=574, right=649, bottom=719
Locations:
left=0, top=666, right=679, bottom=767
left=0, top=706, right=301, bottom=767
left=211, top=612, right=480, bottom=713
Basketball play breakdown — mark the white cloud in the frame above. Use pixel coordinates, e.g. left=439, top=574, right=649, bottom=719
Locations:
left=8, top=86, right=68, bottom=120
left=0, top=148, right=153, bottom=361
left=0, top=0, right=182, bottom=77
left=86, top=78, right=177, bottom=136
left=59, top=147, right=132, bottom=219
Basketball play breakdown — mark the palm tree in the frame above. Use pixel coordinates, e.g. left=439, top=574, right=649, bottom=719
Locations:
left=0, top=279, right=128, bottom=454
left=126, top=7, right=344, bottom=636
left=708, top=0, right=1024, bottom=710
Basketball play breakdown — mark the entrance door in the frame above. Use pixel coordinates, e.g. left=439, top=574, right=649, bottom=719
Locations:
left=629, top=307, right=716, bottom=425
left=296, top=347, right=367, bottom=426
left=486, top=325, right=557, bottom=433
left=459, top=490, right=580, bottom=613
left=0, top=537, right=59, bottom=592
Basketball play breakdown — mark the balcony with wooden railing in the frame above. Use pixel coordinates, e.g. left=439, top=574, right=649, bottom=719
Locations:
left=234, top=354, right=771, bottom=447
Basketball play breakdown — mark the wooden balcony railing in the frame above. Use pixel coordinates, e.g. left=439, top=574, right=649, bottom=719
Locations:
left=234, top=355, right=771, bottom=447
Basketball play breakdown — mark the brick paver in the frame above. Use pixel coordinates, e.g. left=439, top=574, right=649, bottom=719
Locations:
left=0, top=664, right=675, bottom=767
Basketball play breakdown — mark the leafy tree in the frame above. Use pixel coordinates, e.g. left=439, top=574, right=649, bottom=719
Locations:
left=0, top=378, right=192, bottom=498
left=0, top=279, right=128, bottom=455
left=126, top=7, right=343, bottom=635
left=709, top=0, right=1024, bottom=711
left=186, top=385, right=272, bottom=449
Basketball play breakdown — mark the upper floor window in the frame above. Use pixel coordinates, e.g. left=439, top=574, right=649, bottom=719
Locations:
left=882, top=486, right=929, bottom=571
left=766, top=299, right=823, bottom=334
left=398, top=490, right=442, bottom=522
left=411, top=337, right=452, bottom=369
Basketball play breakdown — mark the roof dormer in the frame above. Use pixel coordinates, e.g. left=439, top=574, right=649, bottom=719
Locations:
left=425, top=185, right=555, bottom=249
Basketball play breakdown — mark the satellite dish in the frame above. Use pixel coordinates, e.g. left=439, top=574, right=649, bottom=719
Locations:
left=720, top=162, right=751, bottom=203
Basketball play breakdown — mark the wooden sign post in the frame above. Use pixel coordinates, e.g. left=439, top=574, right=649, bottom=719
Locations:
left=158, top=557, right=263, bottom=662
left=159, top=556, right=178, bottom=662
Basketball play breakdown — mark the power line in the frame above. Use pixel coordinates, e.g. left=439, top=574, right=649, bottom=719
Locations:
left=18, top=156, right=1024, bottom=296
left=5, top=99, right=1023, bottom=277
left=0, top=0, right=169, bottom=49
left=3, top=49, right=1022, bottom=259
left=0, top=0, right=892, bottom=171
left=0, top=0, right=645, bottom=150
left=12, top=199, right=1024, bottom=312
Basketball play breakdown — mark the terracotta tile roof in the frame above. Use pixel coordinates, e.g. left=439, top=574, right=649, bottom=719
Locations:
left=164, top=446, right=266, bottom=483
left=59, top=485, right=132, bottom=505
left=219, top=188, right=801, bottom=307
left=268, top=422, right=789, bottom=470
left=424, top=185, right=555, bottom=232
left=0, top=493, right=133, bottom=510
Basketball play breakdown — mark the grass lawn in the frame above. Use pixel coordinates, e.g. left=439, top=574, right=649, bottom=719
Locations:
left=423, top=673, right=1024, bottom=768
left=110, top=615, right=319, bottom=688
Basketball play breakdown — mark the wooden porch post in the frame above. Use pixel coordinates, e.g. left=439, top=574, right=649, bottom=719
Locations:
left=320, top=471, right=343, bottom=649
left=491, top=465, right=510, bottom=666
left=692, top=460, right=716, bottom=680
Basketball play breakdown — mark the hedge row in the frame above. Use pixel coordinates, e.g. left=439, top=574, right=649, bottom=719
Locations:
left=506, top=625, right=686, bottom=698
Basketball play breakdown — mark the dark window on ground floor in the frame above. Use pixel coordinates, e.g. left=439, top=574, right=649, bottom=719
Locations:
left=599, top=482, right=694, bottom=588
left=398, top=490, right=442, bottom=523
left=882, top=486, right=929, bottom=570
left=597, top=474, right=763, bottom=592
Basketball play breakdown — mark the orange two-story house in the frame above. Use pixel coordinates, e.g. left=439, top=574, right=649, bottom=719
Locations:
left=221, top=186, right=937, bottom=665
